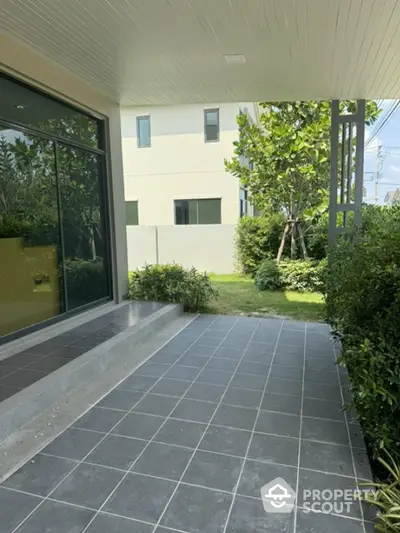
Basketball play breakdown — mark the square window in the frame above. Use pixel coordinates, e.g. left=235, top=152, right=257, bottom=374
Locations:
left=197, top=198, right=221, bottom=224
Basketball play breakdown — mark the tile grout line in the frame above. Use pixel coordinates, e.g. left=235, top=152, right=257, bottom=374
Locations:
left=0, top=483, right=370, bottom=525
left=35, top=448, right=367, bottom=483
left=117, top=376, right=342, bottom=401
left=149, top=318, right=264, bottom=533
left=333, top=341, right=367, bottom=533
left=220, top=318, right=286, bottom=533
left=7, top=315, right=220, bottom=533
left=96, top=399, right=348, bottom=425
left=79, top=316, right=244, bottom=533
left=292, top=322, right=307, bottom=533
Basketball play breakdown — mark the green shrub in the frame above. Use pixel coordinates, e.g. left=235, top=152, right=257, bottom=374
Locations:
left=341, top=338, right=400, bottom=456
left=236, top=214, right=286, bottom=275
left=279, top=259, right=327, bottom=292
left=254, top=258, right=326, bottom=293
left=363, top=451, right=400, bottom=531
left=254, top=259, right=283, bottom=291
left=128, top=264, right=218, bottom=312
left=327, top=204, right=400, bottom=460
left=305, top=214, right=329, bottom=260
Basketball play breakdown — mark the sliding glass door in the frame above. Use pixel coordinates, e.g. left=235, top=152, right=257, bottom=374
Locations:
left=0, top=73, right=111, bottom=340
left=0, top=129, right=64, bottom=335
left=57, top=145, right=109, bottom=311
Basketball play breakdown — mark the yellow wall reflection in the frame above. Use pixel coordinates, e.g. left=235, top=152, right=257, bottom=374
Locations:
left=0, top=238, right=61, bottom=336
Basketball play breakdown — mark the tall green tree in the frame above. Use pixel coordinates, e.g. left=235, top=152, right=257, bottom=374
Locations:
left=225, top=101, right=381, bottom=260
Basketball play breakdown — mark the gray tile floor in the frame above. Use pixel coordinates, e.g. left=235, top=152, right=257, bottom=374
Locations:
left=0, top=315, right=374, bottom=533
left=0, top=302, right=163, bottom=402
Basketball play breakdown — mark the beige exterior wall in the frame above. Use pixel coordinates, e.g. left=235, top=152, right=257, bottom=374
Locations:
left=0, top=33, right=128, bottom=301
left=122, top=103, right=255, bottom=225
left=127, top=225, right=236, bottom=274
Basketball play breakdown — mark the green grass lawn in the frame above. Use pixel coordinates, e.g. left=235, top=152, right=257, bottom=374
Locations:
left=208, top=274, right=325, bottom=322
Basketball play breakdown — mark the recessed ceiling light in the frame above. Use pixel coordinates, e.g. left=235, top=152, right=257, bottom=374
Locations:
left=15, top=104, right=26, bottom=109
left=224, top=54, right=246, bottom=64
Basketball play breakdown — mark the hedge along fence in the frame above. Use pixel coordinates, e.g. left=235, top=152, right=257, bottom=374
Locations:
left=235, top=214, right=329, bottom=276
left=327, top=205, right=400, bottom=464
left=235, top=214, right=286, bottom=275
left=128, top=264, right=218, bottom=312
left=254, top=258, right=327, bottom=293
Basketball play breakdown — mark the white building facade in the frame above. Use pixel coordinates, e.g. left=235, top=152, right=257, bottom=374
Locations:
left=122, top=102, right=258, bottom=273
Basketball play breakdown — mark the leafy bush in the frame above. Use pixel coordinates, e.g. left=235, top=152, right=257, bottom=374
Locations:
left=305, top=214, right=329, bottom=260
left=128, top=264, right=218, bottom=312
left=254, top=258, right=283, bottom=291
left=236, top=214, right=286, bottom=275
left=279, top=259, right=327, bottom=292
left=255, top=258, right=326, bottom=293
left=327, top=204, right=400, bottom=460
left=363, top=451, right=400, bottom=531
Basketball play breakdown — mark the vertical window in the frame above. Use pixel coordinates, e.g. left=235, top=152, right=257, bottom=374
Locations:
left=174, top=200, right=189, bottom=224
left=240, top=188, right=248, bottom=217
left=204, top=109, right=219, bottom=142
left=174, top=199, right=221, bottom=225
left=125, top=201, right=139, bottom=226
left=137, top=116, right=151, bottom=148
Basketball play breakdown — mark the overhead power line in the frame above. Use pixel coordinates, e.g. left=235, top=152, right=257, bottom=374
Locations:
left=365, top=101, right=396, bottom=147
left=365, top=100, right=400, bottom=148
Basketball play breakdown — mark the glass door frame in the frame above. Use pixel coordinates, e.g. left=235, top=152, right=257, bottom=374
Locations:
left=0, top=77, right=113, bottom=345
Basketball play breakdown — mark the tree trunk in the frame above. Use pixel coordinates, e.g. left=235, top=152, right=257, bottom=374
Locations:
left=89, top=226, right=96, bottom=260
left=290, top=219, right=297, bottom=259
left=297, top=222, right=309, bottom=260
left=277, top=222, right=290, bottom=263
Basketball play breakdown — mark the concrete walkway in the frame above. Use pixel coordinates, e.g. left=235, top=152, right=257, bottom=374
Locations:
left=0, top=315, right=374, bottom=533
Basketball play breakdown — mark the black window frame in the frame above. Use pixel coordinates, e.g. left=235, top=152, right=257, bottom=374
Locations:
left=137, top=115, right=151, bottom=148
left=240, top=188, right=248, bottom=218
left=0, top=70, right=112, bottom=344
left=204, top=108, right=220, bottom=143
left=0, top=71, right=102, bottom=150
left=174, top=198, right=221, bottom=225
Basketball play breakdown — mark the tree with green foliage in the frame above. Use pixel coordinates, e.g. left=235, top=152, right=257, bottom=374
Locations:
left=225, top=101, right=381, bottom=260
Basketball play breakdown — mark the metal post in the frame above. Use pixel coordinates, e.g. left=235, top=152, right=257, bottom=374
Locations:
left=328, top=99, right=365, bottom=244
left=328, top=101, right=339, bottom=246
left=354, top=100, right=365, bottom=227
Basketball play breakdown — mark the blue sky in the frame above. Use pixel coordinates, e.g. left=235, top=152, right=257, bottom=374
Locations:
left=364, top=100, right=400, bottom=204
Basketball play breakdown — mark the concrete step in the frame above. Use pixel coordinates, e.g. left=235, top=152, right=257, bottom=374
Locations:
left=0, top=304, right=195, bottom=481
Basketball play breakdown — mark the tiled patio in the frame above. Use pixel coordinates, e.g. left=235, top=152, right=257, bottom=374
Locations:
left=0, top=302, right=163, bottom=402
left=0, top=314, right=373, bottom=533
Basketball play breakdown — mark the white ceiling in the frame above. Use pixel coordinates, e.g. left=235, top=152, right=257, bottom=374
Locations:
left=1, top=0, right=400, bottom=105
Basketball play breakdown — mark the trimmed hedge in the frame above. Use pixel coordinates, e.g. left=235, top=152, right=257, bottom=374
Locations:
left=327, top=205, right=400, bottom=461
left=235, top=214, right=286, bottom=275
left=129, top=264, right=218, bottom=312
left=254, top=259, right=282, bottom=291
left=235, top=213, right=331, bottom=276
left=254, top=259, right=327, bottom=293
left=279, top=259, right=327, bottom=292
